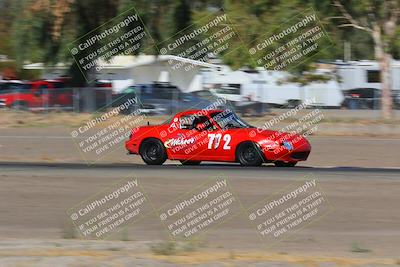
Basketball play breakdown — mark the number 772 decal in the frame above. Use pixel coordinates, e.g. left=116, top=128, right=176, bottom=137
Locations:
left=208, top=133, right=231, bottom=150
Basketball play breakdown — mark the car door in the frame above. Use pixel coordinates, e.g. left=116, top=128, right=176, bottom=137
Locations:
left=186, top=114, right=233, bottom=161
left=31, top=85, right=50, bottom=108
left=164, top=114, right=213, bottom=161
left=7, top=83, right=33, bottom=108
left=201, top=126, right=233, bottom=161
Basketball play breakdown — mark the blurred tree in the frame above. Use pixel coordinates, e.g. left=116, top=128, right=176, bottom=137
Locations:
left=219, top=0, right=335, bottom=83
left=332, top=0, right=398, bottom=119
left=9, top=0, right=179, bottom=82
left=5, top=0, right=398, bottom=99
left=0, top=0, right=14, bottom=56
left=174, top=0, right=192, bottom=32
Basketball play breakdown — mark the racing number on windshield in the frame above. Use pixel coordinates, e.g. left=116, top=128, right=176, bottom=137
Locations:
left=208, top=133, right=231, bottom=150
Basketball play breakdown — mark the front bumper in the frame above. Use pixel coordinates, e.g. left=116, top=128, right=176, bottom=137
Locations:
left=125, top=138, right=139, bottom=155
left=262, top=139, right=311, bottom=162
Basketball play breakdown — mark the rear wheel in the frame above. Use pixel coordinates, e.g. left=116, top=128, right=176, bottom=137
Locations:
left=180, top=160, right=201, bottom=165
left=274, top=161, right=297, bottom=167
left=139, top=138, right=167, bottom=165
left=236, top=142, right=263, bottom=166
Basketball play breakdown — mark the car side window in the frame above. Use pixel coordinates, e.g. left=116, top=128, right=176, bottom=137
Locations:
left=180, top=115, right=195, bottom=130
left=154, top=87, right=174, bottom=100
left=7, top=83, right=31, bottom=93
left=193, top=115, right=217, bottom=132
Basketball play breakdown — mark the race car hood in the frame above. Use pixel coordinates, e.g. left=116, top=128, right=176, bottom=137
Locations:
left=241, top=128, right=292, bottom=140
left=245, top=128, right=310, bottom=150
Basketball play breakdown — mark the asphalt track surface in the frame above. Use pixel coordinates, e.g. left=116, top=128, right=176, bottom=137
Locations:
left=1, top=128, right=399, bottom=167
left=1, top=162, right=399, bottom=258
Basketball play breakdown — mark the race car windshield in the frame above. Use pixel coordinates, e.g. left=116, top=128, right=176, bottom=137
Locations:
left=211, top=110, right=252, bottom=129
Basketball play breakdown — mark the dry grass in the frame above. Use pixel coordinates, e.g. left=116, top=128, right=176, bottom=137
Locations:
left=0, top=109, right=399, bottom=129
left=0, top=248, right=396, bottom=266
left=0, top=109, right=168, bottom=128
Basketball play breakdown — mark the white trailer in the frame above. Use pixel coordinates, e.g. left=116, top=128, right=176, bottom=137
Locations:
left=335, top=60, right=400, bottom=91
left=203, top=69, right=344, bottom=107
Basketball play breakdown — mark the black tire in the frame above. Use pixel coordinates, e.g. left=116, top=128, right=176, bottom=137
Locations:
left=139, top=138, right=167, bottom=165
left=274, top=161, right=297, bottom=167
left=180, top=160, right=201, bottom=165
left=236, top=142, right=263, bottom=166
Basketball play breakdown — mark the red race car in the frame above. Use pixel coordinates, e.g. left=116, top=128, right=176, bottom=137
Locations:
left=125, top=109, right=311, bottom=167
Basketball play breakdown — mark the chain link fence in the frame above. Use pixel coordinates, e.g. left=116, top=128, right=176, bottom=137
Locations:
left=4, top=87, right=225, bottom=115
left=0, top=88, right=113, bottom=113
left=2, top=87, right=399, bottom=114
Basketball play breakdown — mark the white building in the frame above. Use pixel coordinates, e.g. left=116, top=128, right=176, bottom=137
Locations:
left=24, top=55, right=221, bottom=92
left=31, top=56, right=400, bottom=107
left=202, top=68, right=344, bottom=107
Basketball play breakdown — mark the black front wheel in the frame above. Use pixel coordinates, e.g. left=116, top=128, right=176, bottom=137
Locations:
left=236, top=142, right=263, bottom=166
left=139, top=138, right=167, bottom=165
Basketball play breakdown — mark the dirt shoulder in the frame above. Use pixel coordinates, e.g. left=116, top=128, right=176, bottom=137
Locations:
left=0, top=239, right=398, bottom=267
left=1, top=109, right=400, bottom=137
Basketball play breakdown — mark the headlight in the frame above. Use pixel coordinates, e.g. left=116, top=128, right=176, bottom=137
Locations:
left=282, top=141, right=293, bottom=151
